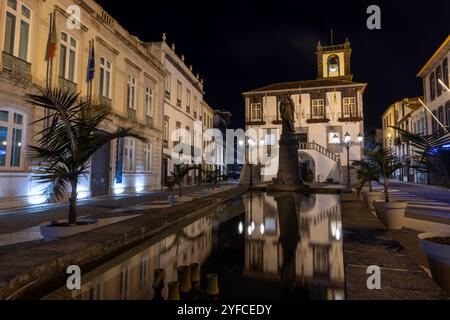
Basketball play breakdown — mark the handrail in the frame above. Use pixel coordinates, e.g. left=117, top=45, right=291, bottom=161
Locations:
left=299, top=140, right=340, bottom=162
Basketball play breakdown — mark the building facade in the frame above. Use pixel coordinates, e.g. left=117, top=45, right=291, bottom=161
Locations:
left=381, top=97, right=423, bottom=183
left=0, top=0, right=168, bottom=209
left=417, top=35, right=450, bottom=135
left=213, top=109, right=232, bottom=176
left=242, top=39, right=366, bottom=184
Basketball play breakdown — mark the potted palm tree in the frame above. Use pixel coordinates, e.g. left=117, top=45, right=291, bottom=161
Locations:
left=170, top=163, right=198, bottom=199
left=353, top=157, right=382, bottom=209
left=395, top=127, right=450, bottom=294
left=367, top=147, right=406, bottom=230
left=27, top=88, right=143, bottom=240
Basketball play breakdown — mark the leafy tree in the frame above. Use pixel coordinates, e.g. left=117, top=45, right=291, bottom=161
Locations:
left=27, top=88, right=143, bottom=225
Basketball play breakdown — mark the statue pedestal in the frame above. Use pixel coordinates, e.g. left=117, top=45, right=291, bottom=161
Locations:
left=267, top=132, right=310, bottom=192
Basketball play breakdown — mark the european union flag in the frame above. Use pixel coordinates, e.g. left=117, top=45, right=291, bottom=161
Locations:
left=87, top=40, right=95, bottom=82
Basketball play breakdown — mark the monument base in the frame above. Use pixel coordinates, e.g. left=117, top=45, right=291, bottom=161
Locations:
left=266, top=183, right=311, bottom=193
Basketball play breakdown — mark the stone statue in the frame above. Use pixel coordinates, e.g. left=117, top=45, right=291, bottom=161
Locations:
left=279, top=95, right=295, bottom=134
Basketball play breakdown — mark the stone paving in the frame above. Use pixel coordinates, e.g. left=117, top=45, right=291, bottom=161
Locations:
left=342, top=193, right=447, bottom=299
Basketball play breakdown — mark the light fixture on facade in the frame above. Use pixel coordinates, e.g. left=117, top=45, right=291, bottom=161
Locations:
left=344, top=132, right=351, bottom=143
left=332, top=133, right=340, bottom=144
left=238, top=139, right=244, bottom=146
left=238, top=221, right=243, bottom=234
left=259, top=139, right=265, bottom=146
left=357, top=133, right=363, bottom=142
left=260, top=223, right=265, bottom=235
left=2, top=141, right=6, bottom=146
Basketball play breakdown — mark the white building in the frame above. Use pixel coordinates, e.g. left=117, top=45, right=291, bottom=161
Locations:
left=417, top=34, right=450, bottom=135
left=242, top=39, right=366, bottom=184
left=147, top=37, right=214, bottom=185
left=0, top=0, right=166, bottom=209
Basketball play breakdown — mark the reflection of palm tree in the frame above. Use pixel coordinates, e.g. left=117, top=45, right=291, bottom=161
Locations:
left=274, top=193, right=301, bottom=297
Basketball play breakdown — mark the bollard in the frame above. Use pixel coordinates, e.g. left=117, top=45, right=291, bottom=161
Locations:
left=206, top=273, right=219, bottom=296
left=167, top=281, right=180, bottom=300
left=177, top=265, right=192, bottom=294
left=190, top=263, right=201, bottom=289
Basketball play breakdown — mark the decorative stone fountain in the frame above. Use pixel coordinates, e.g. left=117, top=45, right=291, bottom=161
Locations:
left=267, top=95, right=310, bottom=192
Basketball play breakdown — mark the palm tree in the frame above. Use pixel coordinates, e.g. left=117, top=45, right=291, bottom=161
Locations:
left=393, top=127, right=450, bottom=188
left=26, top=88, right=144, bottom=225
left=365, top=147, right=403, bottom=202
left=352, top=157, right=380, bottom=193
left=170, top=163, right=198, bottom=197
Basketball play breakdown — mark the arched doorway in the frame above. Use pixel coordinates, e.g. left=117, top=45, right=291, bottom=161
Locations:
left=298, top=152, right=315, bottom=182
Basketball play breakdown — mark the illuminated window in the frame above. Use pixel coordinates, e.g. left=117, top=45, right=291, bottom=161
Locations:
left=328, top=55, right=340, bottom=77
left=0, top=109, right=25, bottom=169
left=250, top=103, right=262, bottom=121
left=59, top=32, right=77, bottom=82
left=343, top=97, right=357, bottom=116
left=99, top=57, right=111, bottom=98
left=124, top=138, right=135, bottom=171
left=312, top=99, right=325, bottom=118
left=3, top=0, right=31, bottom=61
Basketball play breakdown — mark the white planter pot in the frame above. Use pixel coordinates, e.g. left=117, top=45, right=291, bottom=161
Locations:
left=418, top=232, right=450, bottom=296
left=362, top=191, right=383, bottom=209
left=40, top=218, right=98, bottom=241
left=373, top=201, right=407, bottom=230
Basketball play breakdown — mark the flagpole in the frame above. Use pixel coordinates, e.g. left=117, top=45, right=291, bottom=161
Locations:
left=45, top=13, right=52, bottom=90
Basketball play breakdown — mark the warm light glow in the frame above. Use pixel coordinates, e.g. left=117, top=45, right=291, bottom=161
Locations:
left=357, top=133, right=363, bottom=142
left=260, top=223, right=265, bottom=235
left=238, top=140, right=244, bottom=146
left=344, top=132, right=351, bottom=143
left=332, top=133, right=340, bottom=144
left=259, top=139, right=265, bottom=146
left=387, top=133, right=392, bottom=139
left=238, top=221, right=243, bottom=234
left=247, top=225, right=252, bottom=236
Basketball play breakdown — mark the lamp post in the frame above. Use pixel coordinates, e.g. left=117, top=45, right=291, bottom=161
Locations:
left=239, top=137, right=256, bottom=186
left=333, top=132, right=363, bottom=189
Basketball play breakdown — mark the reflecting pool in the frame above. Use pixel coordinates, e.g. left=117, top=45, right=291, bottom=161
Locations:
left=44, top=192, right=345, bottom=300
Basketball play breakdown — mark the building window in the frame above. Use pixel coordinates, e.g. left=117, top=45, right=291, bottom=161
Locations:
left=163, top=119, right=169, bottom=142
left=186, top=89, right=191, bottom=113
left=144, top=143, right=152, bottom=172
left=430, top=72, right=436, bottom=101
left=432, top=110, right=438, bottom=133
left=193, top=96, right=198, bottom=118
left=176, top=122, right=181, bottom=142
left=438, top=106, right=444, bottom=128
left=250, top=103, right=262, bottom=121
left=164, top=73, right=171, bottom=97
left=99, top=57, right=111, bottom=98
left=436, top=66, right=442, bottom=96
left=419, top=112, right=425, bottom=135
left=443, top=58, right=449, bottom=87
left=59, top=32, right=77, bottom=82
left=343, top=97, right=357, bottom=116
left=312, top=99, right=325, bottom=118
left=127, top=75, right=136, bottom=110
left=328, top=55, right=340, bottom=77
left=145, top=87, right=153, bottom=117
left=3, top=0, right=31, bottom=61
left=176, top=81, right=182, bottom=107
left=0, top=109, right=24, bottom=169
left=124, top=138, right=135, bottom=171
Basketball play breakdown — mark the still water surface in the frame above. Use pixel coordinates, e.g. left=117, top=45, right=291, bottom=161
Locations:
left=45, top=192, right=345, bottom=300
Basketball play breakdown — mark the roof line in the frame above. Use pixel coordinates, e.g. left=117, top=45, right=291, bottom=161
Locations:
left=242, top=83, right=367, bottom=96
left=417, top=34, right=450, bottom=77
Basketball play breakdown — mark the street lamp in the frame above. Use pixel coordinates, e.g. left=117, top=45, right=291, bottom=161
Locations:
left=336, top=132, right=363, bottom=189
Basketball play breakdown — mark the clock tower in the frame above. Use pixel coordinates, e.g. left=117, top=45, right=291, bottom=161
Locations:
left=316, top=38, right=353, bottom=81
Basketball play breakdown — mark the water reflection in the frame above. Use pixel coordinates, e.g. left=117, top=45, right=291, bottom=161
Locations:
left=44, top=193, right=344, bottom=300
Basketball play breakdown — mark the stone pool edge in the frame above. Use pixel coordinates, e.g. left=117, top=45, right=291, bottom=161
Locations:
left=0, top=186, right=247, bottom=300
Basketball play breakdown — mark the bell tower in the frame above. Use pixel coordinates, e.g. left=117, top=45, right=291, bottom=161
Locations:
left=316, top=38, right=352, bottom=81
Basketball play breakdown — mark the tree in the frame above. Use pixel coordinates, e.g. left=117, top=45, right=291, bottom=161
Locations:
left=393, top=127, right=450, bottom=188
left=27, top=88, right=144, bottom=225
left=170, top=163, right=198, bottom=197
left=352, top=156, right=380, bottom=193
left=365, top=147, right=403, bottom=202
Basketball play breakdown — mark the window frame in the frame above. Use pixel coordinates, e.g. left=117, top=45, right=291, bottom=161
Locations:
left=429, top=72, right=436, bottom=101
left=123, top=137, right=135, bottom=172
left=176, top=81, right=182, bottom=107
left=143, top=143, right=152, bottom=172
left=311, top=99, right=325, bottom=119
left=99, top=57, right=112, bottom=98
left=59, top=31, right=77, bottom=83
left=3, top=0, right=32, bottom=61
left=127, top=75, right=136, bottom=110
left=0, top=108, right=26, bottom=171
left=342, top=97, right=357, bottom=117
left=250, top=103, right=262, bottom=121
left=145, top=86, right=153, bottom=117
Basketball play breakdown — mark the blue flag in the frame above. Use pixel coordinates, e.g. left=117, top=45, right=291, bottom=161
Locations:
left=87, top=40, right=95, bottom=82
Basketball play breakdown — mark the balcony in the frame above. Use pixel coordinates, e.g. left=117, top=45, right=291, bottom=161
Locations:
left=58, top=77, right=78, bottom=95
left=146, top=116, right=153, bottom=127
left=305, top=114, right=330, bottom=124
left=127, top=108, right=137, bottom=121
left=99, top=95, right=112, bottom=108
left=2, top=51, right=31, bottom=81
left=246, top=117, right=266, bottom=126
left=337, top=112, right=363, bottom=122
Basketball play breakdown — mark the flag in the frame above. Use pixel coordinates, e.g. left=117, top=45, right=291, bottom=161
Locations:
left=298, top=86, right=302, bottom=105
left=333, top=90, right=337, bottom=104
left=46, top=13, right=57, bottom=61
left=87, top=40, right=95, bottom=82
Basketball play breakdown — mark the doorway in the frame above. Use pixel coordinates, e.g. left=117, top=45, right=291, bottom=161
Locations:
left=91, top=131, right=111, bottom=197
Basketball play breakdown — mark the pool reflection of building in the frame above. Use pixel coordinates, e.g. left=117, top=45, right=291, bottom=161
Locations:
left=241, top=192, right=345, bottom=299
left=77, top=216, right=213, bottom=300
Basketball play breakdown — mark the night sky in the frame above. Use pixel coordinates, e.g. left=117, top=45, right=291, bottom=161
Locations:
left=95, top=0, right=450, bottom=131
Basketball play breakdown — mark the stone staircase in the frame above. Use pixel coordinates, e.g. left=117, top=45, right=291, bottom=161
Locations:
left=299, top=141, right=340, bottom=163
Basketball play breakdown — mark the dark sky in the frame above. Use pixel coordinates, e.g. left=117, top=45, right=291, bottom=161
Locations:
left=95, top=0, right=450, bottom=131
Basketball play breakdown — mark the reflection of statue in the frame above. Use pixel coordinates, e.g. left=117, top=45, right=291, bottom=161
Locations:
left=279, top=95, right=295, bottom=134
